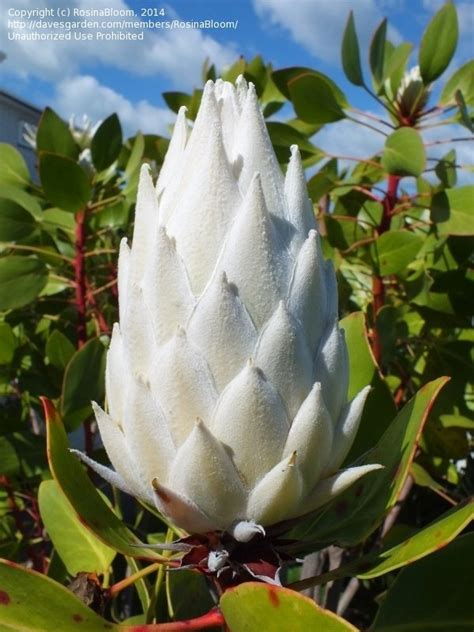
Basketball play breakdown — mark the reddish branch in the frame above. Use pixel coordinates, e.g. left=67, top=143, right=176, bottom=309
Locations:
left=125, top=608, right=225, bottom=631
left=371, top=175, right=400, bottom=366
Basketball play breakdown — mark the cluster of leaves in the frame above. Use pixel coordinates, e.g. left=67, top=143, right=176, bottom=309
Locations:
left=0, top=2, right=472, bottom=630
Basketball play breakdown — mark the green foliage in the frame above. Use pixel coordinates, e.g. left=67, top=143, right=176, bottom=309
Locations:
left=0, top=5, right=472, bottom=630
left=221, top=583, right=358, bottom=631
left=381, top=128, right=426, bottom=177
left=419, top=1, right=459, bottom=83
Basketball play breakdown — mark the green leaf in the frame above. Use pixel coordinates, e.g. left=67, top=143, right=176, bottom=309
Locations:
left=0, top=322, right=16, bottom=364
left=266, top=122, right=323, bottom=164
left=371, top=533, right=474, bottom=631
left=0, top=184, right=43, bottom=218
left=0, top=256, right=48, bottom=310
left=36, top=107, right=78, bottom=160
left=61, top=337, right=106, bottom=428
left=0, top=144, right=30, bottom=188
left=43, top=398, right=165, bottom=559
left=163, top=91, right=192, bottom=113
left=288, top=73, right=346, bottom=124
left=220, top=583, right=357, bottom=632
left=0, top=558, right=119, bottom=631
left=431, top=186, right=474, bottom=235
left=370, top=19, right=388, bottom=87
left=38, top=479, right=116, bottom=575
left=340, top=312, right=396, bottom=462
left=0, top=199, right=36, bottom=242
left=419, top=1, right=458, bottom=83
left=39, top=153, right=91, bottom=213
left=375, top=230, right=424, bottom=276
left=125, top=132, right=145, bottom=178
left=358, top=498, right=473, bottom=579
left=435, top=148, right=457, bottom=187
left=383, top=43, right=413, bottom=98
left=454, top=89, right=474, bottom=132
left=381, top=128, right=426, bottom=177
left=91, top=113, right=123, bottom=171
left=292, top=378, right=449, bottom=547
left=46, top=330, right=75, bottom=370
left=0, top=436, right=20, bottom=476
left=440, top=60, right=474, bottom=105
left=342, top=12, right=364, bottom=87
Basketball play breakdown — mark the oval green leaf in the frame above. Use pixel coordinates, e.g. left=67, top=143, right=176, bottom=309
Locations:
left=371, top=533, right=474, bottom=631
left=419, top=1, right=459, bottom=83
left=39, top=479, right=116, bottom=575
left=0, top=144, right=30, bottom=188
left=36, top=107, right=78, bottom=159
left=220, top=583, right=358, bottom=632
left=381, top=128, right=426, bottom=177
left=440, top=60, right=474, bottom=105
left=0, top=199, right=37, bottom=242
left=61, top=337, right=107, bottom=429
left=46, top=330, right=75, bottom=370
left=375, top=230, right=424, bottom=276
left=0, top=184, right=43, bottom=218
left=288, top=73, right=346, bottom=124
left=39, top=153, right=91, bottom=213
left=91, top=113, right=123, bottom=171
left=0, top=256, right=48, bottom=310
left=0, top=558, right=119, bottom=631
left=431, top=186, right=474, bottom=235
left=43, top=398, right=166, bottom=560
left=342, top=12, right=364, bottom=87
left=370, top=19, right=387, bottom=87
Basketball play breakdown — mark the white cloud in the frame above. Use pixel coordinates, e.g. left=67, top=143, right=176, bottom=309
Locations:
left=54, top=75, right=174, bottom=136
left=2, top=0, right=237, bottom=86
left=253, top=0, right=401, bottom=64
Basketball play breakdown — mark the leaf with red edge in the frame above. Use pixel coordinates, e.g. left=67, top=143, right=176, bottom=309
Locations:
left=42, top=397, right=166, bottom=560
left=0, top=558, right=118, bottom=631
left=220, top=582, right=358, bottom=631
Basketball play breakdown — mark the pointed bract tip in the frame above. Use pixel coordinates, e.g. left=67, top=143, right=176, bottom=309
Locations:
left=229, top=520, right=266, bottom=543
left=40, top=397, right=58, bottom=423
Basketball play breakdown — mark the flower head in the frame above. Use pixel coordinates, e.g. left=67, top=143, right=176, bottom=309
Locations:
left=76, top=78, right=380, bottom=542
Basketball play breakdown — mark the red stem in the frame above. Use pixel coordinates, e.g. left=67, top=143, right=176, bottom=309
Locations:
left=371, top=175, right=400, bottom=366
left=125, top=608, right=225, bottom=631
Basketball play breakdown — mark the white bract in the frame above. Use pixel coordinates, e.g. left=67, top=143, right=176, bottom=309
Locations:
left=76, top=78, right=381, bottom=542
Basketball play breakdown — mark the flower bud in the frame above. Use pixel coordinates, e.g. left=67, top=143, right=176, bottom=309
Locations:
left=77, top=78, right=380, bottom=541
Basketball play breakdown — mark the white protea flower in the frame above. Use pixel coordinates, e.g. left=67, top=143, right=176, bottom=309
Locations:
left=394, top=65, right=431, bottom=120
left=76, top=78, right=381, bottom=543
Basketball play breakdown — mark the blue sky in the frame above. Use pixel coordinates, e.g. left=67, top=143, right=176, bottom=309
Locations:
left=1, top=0, right=473, bottom=165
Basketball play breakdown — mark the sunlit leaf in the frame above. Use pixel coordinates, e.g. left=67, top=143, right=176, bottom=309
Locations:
left=381, top=128, right=426, bottom=177
left=36, top=107, right=78, bottom=159
left=0, top=558, right=119, bottom=631
left=419, top=1, right=458, bottom=83
left=221, top=583, right=357, bottom=631
left=341, top=12, right=364, bottom=87
left=38, top=479, right=116, bottom=575
left=375, top=230, right=424, bottom=276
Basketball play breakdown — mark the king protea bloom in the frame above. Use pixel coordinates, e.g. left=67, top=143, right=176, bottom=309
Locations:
left=76, top=78, right=381, bottom=542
